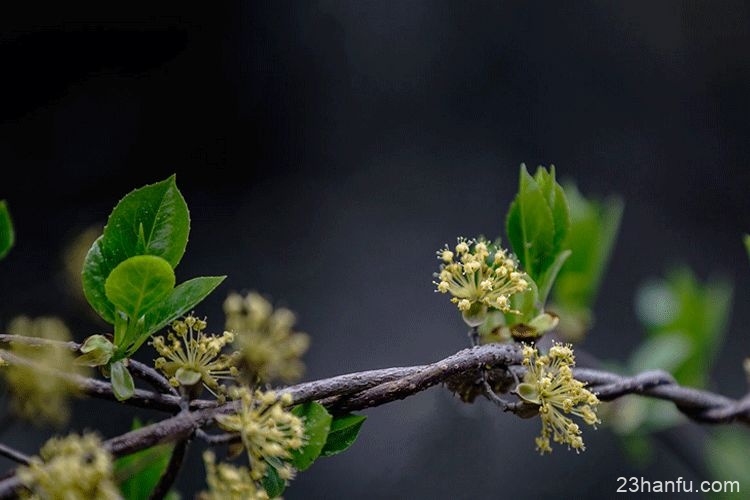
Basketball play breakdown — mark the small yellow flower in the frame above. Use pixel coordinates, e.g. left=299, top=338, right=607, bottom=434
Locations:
left=199, top=451, right=269, bottom=500
left=17, top=433, right=120, bottom=500
left=151, top=316, right=240, bottom=400
left=224, top=292, right=310, bottom=384
left=433, top=237, right=529, bottom=326
left=0, top=316, right=88, bottom=426
left=516, top=343, right=600, bottom=454
left=215, top=387, right=305, bottom=481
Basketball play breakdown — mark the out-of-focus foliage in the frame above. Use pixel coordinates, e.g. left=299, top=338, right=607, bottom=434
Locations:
left=706, top=428, right=750, bottom=498
left=114, top=419, right=175, bottom=500
left=635, top=267, right=732, bottom=388
left=551, top=183, right=623, bottom=341
left=610, top=266, right=734, bottom=471
left=0, top=200, right=14, bottom=260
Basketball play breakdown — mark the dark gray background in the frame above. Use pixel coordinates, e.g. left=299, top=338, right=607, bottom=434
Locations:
left=1, top=2, right=749, bottom=498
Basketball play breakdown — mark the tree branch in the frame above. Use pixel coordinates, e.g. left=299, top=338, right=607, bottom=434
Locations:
left=1, top=341, right=749, bottom=498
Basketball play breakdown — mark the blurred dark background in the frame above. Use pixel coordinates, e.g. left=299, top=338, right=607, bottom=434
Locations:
left=1, top=2, right=750, bottom=498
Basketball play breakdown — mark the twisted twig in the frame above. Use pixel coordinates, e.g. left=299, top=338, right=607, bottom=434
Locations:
left=1, top=339, right=749, bottom=498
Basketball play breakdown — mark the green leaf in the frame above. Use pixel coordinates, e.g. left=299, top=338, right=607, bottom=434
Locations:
left=536, top=249, right=571, bottom=306
left=111, top=360, right=135, bottom=401
left=261, top=462, right=286, bottom=498
left=627, top=333, right=692, bottom=374
left=142, top=276, right=226, bottom=337
left=0, top=200, right=14, bottom=260
left=115, top=419, right=175, bottom=500
left=102, top=175, right=189, bottom=268
left=634, top=267, right=733, bottom=388
left=290, top=402, right=332, bottom=471
left=82, top=237, right=117, bottom=322
left=553, top=183, right=623, bottom=311
left=744, top=234, right=750, bottom=262
left=82, top=176, right=189, bottom=323
left=505, top=165, right=570, bottom=289
left=105, top=255, right=175, bottom=321
left=320, top=413, right=367, bottom=457
left=75, top=334, right=115, bottom=367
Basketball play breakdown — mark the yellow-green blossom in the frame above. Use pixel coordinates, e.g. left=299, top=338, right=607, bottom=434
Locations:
left=18, top=433, right=120, bottom=500
left=151, top=316, right=240, bottom=400
left=199, top=451, right=269, bottom=500
left=434, top=237, right=529, bottom=326
left=215, top=387, right=305, bottom=481
left=1, top=316, right=88, bottom=426
left=516, top=343, right=600, bottom=454
left=224, top=292, right=310, bottom=384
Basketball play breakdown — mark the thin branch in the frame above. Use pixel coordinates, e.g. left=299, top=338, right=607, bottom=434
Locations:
left=0, top=444, right=30, bottom=466
left=0, top=333, right=178, bottom=397
left=128, top=359, right=179, bottom=397
left=149, top=438, right=189, bottom=500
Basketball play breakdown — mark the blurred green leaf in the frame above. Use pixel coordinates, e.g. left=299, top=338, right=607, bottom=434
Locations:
left=82, top=176, right=189, bottom=323
left=744, top=234, right=750, bottom=262
left=290, top=402, right=332, bottom=471
left=634, top=267, right=733, bottom=388
left=0, top=200, right=14, bottom=260
left=506, top=165, right=570, bottom=305
left=261, top=462, right=286, bottom=498
left=627, top=333, right=692, bottom=374
left=115, top=419, right=174, bottom=500
left=553, top=183, right=623, bottom=314
left=321, top=413, right=367, bottom=457
left=706, top=428, right=750, bottom=497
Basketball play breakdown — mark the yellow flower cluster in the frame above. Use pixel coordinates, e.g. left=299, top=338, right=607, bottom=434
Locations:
left=215, top=387, right=305, bottom=482
left=199, top=451, right=269, bottom=500
left=151, top=316, right=240, bottom=400
left=224, top=292, right=310, bottom=384
left=1, top=316, right=88, bottom=426
left=516, top=343, right=600, bottom=454
left=434, top=237, right=529, bottom=326
left=18, top=433, right=120, bottom=500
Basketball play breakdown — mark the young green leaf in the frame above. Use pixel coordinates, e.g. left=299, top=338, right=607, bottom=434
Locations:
left=111, top=360, right=136, bottom=401
left=506, top=165, right=571, bottom=289
left=321, top=413, right=367, bottom=457
left=142, top=276, right=226, bottom=337
left=102, top=175, right=189, bottom=269
left=553, top=184, right=623, bottom=313
left=75, top=334, right=115, bottom=367
left=261, top=462, right=287, bottom=498
left=82, top=176, right=189, bottom=323
left=114, top=419, right=175, bottom=500
left=290, top=402, right=333, bottom=471
left=0, top=200, right=14, bottom=260
left=104, top=255, right=176, bottom=321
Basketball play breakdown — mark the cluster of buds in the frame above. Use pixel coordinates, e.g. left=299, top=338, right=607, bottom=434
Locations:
left=18, top=433, right=120, bottom=499
left=516, top=343, right=600, bottom=454
left=200, top=451, right=269, bottom=500
left=0, top=316, right=88, bottom=426
left=151, top=316, right=240, bottom=400
left=215, top=387, right=305, bottom=483
left=434, top=237, right=529, bottom=326
left=224, top=292, right=309, bottom=384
